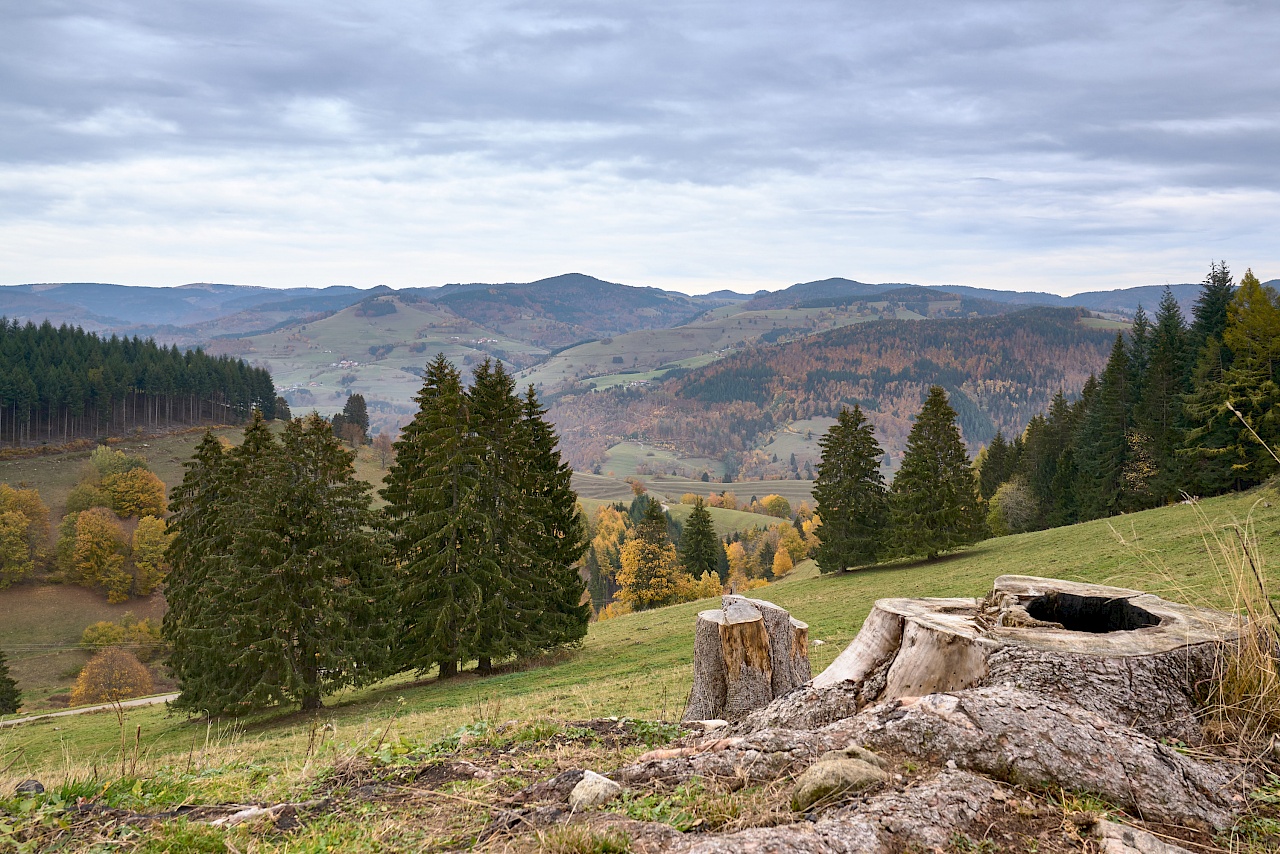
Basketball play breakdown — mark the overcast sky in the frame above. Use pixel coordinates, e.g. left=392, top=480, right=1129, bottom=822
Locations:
left=1, top=1, right=1276, bottom=294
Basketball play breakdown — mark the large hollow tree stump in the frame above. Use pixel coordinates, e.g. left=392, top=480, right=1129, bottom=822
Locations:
left=811, top=575, right=1239, bottom=743
left=684, top=596, right=811, bottom=722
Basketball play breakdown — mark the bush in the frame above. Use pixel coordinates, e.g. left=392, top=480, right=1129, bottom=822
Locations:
left=70, top=648, right=153, bottom=706
left=987, top=477, right=1038, bottom=537
left=101, top=469, right=166, bottom=518
left=66, top=482, right=111, bottom=513
left=81, top=615, right=165, bottom=663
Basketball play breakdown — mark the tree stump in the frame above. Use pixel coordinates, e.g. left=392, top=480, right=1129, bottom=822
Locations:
left=684, top=596, right=811, bottom=722
left=812, top=575, right=1239, bottom=742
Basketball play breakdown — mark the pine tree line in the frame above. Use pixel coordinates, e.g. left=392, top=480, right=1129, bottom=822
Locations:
left=981, top=264, right=1280, bottom=533
left=163, top=356, right=589, bottom=714
left=0, top=318, right=275, bottom=446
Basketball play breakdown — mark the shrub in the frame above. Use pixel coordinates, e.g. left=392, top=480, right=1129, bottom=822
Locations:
left=70, top=648, right=153, bottom=706
left=66, top=482, right=111, bottom=513
left=81, top=616, right=166, bottom=662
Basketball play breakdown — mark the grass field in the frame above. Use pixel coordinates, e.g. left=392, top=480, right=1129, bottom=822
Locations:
left=598, top=442, right=724, bottom=480
left=2, top=488, right=1277, bottom=849
left=5, top=485, right=1276, bottom=782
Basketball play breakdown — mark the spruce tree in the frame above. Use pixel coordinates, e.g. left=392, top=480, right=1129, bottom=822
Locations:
left=164, top=431, right=238, bottom=712
left=342, top=394, right=370, bottom=442
left=1073, top=334, right=1134, bottom=518
left=977, top=430, right=1013, bottom=500
left=1184, top=271, right=1280, bottom=492
left=1188, top=261, right=1235, bottom=359
left=166, top=413, right=389, bottom=713
left=679, top=498, right=722, bottom=581
left=383, top=355, right=487, bottom=679
left=0, top=647, right=20, bottom=715
left=814, top=405, right=888, bottom=571
left=889, top=389, right=984, bottom=560
left=1128, top=305, right=1152, bottom=396
left=1136, top=287, right=1190, bottom=500
left=518, top=384, right=590, bottom=653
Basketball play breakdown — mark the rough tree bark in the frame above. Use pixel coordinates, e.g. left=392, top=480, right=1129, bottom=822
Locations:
left=684, top=596, right=811, bottom=722
left=809, top=575, right=1238, bottom=742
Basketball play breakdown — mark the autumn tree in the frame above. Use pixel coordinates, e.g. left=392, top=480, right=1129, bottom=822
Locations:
left=70, top=647, right=153, bottom=706
left=889, top=388, right=985, bottom=559
left=131, top=516, right=172, bottom=596
left=617, top=537, right=685, bottom=610
left=771, top=546, right=794, bottom=578
left=0, top=511, right=34, bottom=587
left=102, top=468, right=167, bottom=518
left=0, top=484, right=49, bottom=567
left=72, top=507, right=131, bottom=603
left=372, top=432, right=395, bottom=469
left=0, top=647, right=19, bottom=714
left=814, top=405, right=888, bottom=572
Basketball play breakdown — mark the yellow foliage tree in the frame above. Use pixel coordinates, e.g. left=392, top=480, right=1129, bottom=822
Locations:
left=777, top=523, right=808, bottom=562
left=131, top=516, right=173, bottom=596
left=596, top=601, right=633, bottom=622
left=0, top=510, right=34, bottom=587
left=73, top=508, right=131, bottom=603
left=725, top=541, right=756, bottom=591
left=772, top=547, right=794, bottom=578
left=760, top=495, right=792, bottom=518
left=102, top=469, right=166, bottom=518
left=70, top=647, right=153, bottom=706
left=617, top=538, right=687, bottom=610
left=0, top=484, right=50, bottom=563
left=676, top=571, right=723, bottom=602
left=680, top=493, right=701, bottom=505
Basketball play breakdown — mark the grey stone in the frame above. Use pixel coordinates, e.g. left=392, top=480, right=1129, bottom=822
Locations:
left=790, top=758, right=888, bottom=811
left=15, top=780, right=44, bottom=796
left=568, top=770, right=622, bottom=810
left=1094, top=820, right=1196, bottom=854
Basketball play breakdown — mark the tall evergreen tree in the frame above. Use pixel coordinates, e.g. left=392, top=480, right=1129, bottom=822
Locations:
left=166, top=413, right=389, bottom=713
left=518, top=384, right=591, bottom=653
left=1136, top=287, right=1190, bottom=500
left=0, top=647, right=20, bottom=715
left=1074, top=334, right=1134, bottom=518
left=342, top=394, right=370, bottom=442
left=1128, top=305, right=1152, bottom=396
left=813, top=405, right=888, bottom=571
left=977, top=429, right=1014, bottom=500
left=1188, top=261, right=1235, bottom=359
left=889, top=388, right=984, bottom=559
left=679, top=497, right=722, bottom=581
left=383, top=355, right=487, bottom=679
left=1183, top=271, right=1280, bottom=492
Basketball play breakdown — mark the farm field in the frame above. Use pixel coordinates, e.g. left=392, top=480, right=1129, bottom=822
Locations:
left=5, top=484, right=1274, bottom=783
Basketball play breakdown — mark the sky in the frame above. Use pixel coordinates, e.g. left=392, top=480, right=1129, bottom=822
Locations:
left=1, top=1, right=1277, bottom=295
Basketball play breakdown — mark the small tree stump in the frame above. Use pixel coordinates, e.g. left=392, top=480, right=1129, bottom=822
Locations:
left=684, top=596, right=811, bottom=722
left=812, top=575, right=1239, bottom=742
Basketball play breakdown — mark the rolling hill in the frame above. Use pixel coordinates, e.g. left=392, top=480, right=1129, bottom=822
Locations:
left=547, top=307, right=1120, bottom=474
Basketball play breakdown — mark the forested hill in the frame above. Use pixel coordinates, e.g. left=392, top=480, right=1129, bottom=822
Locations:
left=0, top=319, right=276, bottom=446
left=547, top=308, right=1117, bottom=471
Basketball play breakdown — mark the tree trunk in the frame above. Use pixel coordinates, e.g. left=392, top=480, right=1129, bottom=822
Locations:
left=477, top=657, right=493, bottom=676
left=684, top=596, right=810, bottom=722
left=438, top=660, right=458, bottom=680
left=810, top=574, right=1239, bottom=743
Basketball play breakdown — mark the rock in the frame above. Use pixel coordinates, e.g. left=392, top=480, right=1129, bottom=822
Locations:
left=816, top=744, right=887, bottom=769
left=790, top=758, right=888, bottom=810
left=15, top=780, right=44, bottom=795
left=568, top=770, right=622, bottom=810
left=1094, top=820, right=1196, bottom=853
left=829, top=687, right=1242, bottom=830
left=672, top=770, right=997, bottom=853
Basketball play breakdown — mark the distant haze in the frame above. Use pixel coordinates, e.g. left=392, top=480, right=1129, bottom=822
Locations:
left=1, top=2, right=1276, bottom=293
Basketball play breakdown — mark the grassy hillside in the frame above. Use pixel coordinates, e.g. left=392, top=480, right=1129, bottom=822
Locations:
left=5, top=486, right=1274, bottom=785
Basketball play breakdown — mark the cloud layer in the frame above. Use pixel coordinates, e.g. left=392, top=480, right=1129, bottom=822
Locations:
left=2, top=1, right=1277, bottom=292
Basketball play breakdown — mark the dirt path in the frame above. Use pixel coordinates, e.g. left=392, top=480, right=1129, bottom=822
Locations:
left=0, top=693, right=178, bottom=729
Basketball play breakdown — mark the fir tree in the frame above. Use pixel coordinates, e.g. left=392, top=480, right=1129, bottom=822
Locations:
left=518, top=384, right=591, bottom=653
left=679, top=497, right=722, bottom=581
left=814, top=405, right=888, bottom=571
left=1136, top=287, right=1190, bottom=500
left=1073, top=334, right=1133, bottom=518
left=889, top=388, right=984, bottom=560
left=1128, top=305, right=1152, bottom=396
left=1184, top=271, right=1280, bottom=491
left=166, top=413, right=390, bottom=713
left=164, top=431, right=238, bottom=712
left=342, top=394, right=370, bottom=443
left=383, top=355, right=487, bottom=679
left=0, top=647, right=20, bottom=715
left=1188, top=261, right=1235, bottom=359
left=977, top=429, right=1014, bottom=500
